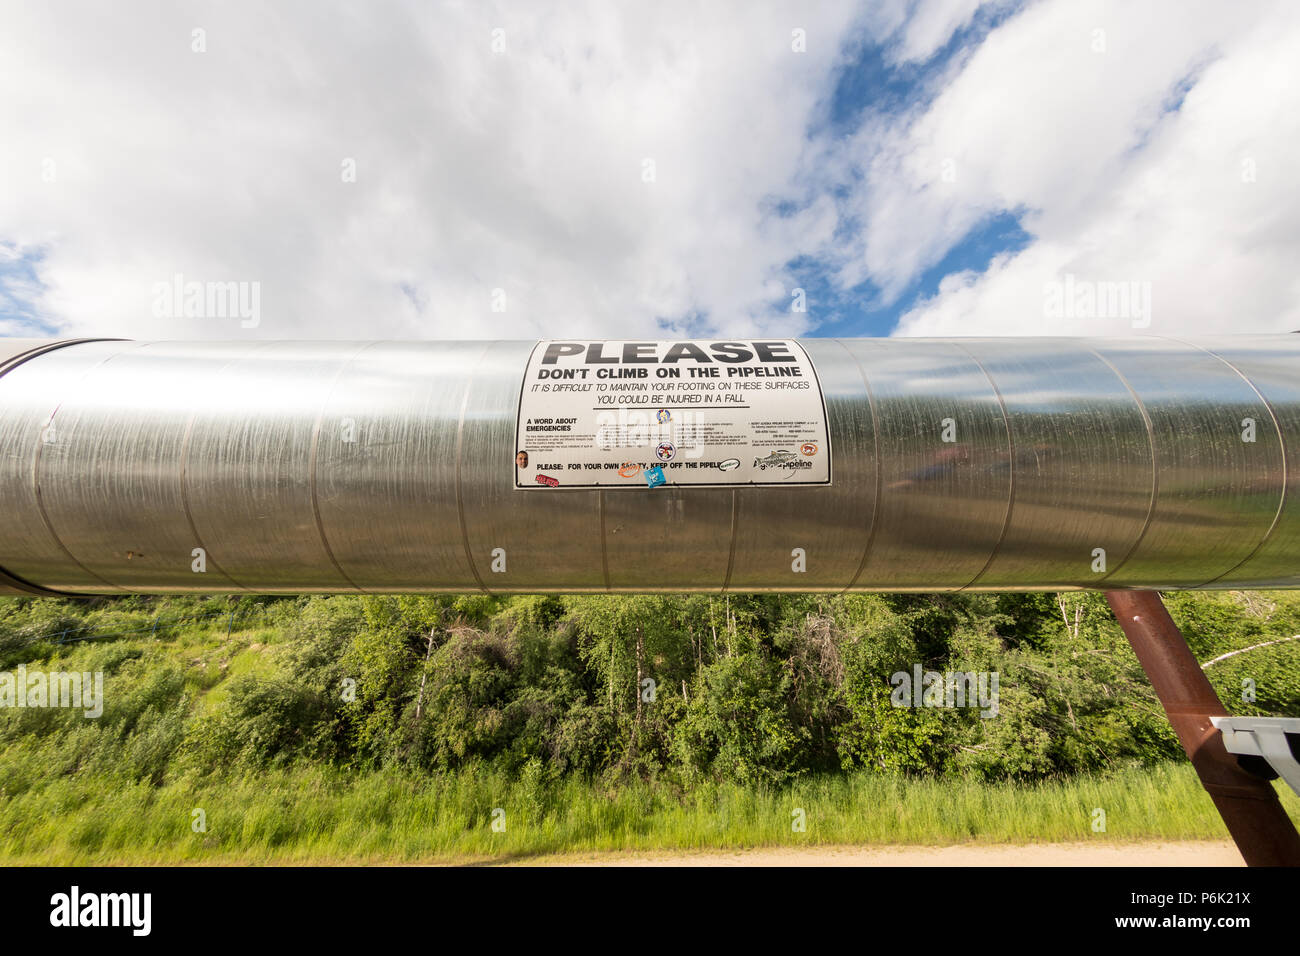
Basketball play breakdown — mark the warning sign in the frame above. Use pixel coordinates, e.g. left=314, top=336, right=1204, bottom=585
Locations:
left=513, top=340, right=832, bottom=489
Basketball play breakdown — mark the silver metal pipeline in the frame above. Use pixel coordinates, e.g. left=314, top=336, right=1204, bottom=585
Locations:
left=1, top=335, right=1298, bottom=596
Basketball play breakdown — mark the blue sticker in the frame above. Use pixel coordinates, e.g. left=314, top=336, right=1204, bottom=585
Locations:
left=644, top=465, right=666, bottom=488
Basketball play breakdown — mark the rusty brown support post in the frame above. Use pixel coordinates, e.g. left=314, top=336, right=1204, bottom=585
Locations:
left=1106, top=589, right=1300, bottom=866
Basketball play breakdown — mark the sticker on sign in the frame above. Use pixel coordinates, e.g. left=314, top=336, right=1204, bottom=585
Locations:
left=513, top=340, right=832, bottom=489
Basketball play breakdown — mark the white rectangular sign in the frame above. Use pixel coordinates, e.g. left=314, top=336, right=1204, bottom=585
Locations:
left=513, top=339, right=831, bottom=489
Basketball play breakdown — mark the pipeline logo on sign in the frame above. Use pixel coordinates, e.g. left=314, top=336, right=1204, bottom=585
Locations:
left=754, top=450, right=814, bottom=479
left=754, top=450, right=798, bottom=470
left=535, top=474, right=560, bottom=487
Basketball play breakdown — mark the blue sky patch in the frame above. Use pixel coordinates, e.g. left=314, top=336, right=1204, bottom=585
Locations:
left=0, top=245, right=57, bottom=337
left=784, top=209, right=1032, bottom=337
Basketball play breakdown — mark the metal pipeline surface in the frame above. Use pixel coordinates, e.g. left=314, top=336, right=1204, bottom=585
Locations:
left=0, top=335, right=1297, bottom=595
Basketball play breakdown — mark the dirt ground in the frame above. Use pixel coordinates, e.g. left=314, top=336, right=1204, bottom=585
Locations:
left=515, top=841, right=1243, bottom=866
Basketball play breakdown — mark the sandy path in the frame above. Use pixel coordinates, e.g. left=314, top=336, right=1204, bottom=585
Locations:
left=515, top=841, right=1242, bottom=866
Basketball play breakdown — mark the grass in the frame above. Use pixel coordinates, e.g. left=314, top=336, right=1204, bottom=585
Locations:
left=1, top=761, right=1286, bottom=865
left=3, top=594, right=1296, bottom=864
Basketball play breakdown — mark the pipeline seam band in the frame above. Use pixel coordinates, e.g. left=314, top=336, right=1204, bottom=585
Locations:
left=1171, top=337, right=1288, bottom=588
left=0, top=339, right=129, bottom=596
left=31, top=341, right=152, bottom=595
left=177, top=343, right=273, bottom=594
left=1085, top=346, right=1158, bottom=587
left=952, top=342, right=1015, bottom=592
left=455, top=341, right=500, bottom=596
left=308, top=341, right=383, bottom=595
left=721, top=489, right=739, bottom=593
left=836, top=339, right=883, bottom=595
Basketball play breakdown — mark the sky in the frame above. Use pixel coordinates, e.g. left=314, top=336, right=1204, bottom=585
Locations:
left=1, top=0, right=1298, bottom=342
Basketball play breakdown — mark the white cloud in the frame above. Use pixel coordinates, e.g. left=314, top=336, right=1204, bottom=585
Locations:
left=4, top=0, right=1298, bottom=343
left=890, top=0, right=992, bottom=64
left=847, top=0, right=1300, bottom=335
left=0, top=0, right=868, bottom=340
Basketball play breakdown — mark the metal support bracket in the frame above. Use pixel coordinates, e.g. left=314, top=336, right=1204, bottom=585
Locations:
left=1212, top=716, right=1300, bottom=797
left=1106, top=590, right=1300, bottom=866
